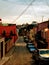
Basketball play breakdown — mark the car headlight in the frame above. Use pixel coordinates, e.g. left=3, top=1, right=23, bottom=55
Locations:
left=39, top=55, right=49, bottom=61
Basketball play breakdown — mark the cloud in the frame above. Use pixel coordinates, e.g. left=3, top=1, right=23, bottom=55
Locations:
left=2, top=0, right=33, bottom=5
left=0, top=0, right=49, bottom=24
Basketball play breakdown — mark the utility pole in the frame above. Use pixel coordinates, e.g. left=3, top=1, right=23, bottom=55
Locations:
left=48, top=18, right=49, bottom=21
left=42, top=16, right=44, bottom=22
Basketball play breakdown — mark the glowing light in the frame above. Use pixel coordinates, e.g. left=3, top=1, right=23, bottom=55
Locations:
left=44, top=28, right=48, bottom=32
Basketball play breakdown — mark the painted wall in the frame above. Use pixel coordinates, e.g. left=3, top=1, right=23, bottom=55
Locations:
left=0, top=25, right=18, bottom=42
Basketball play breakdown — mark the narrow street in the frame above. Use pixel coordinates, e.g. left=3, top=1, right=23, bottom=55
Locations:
left=4, top=36, right=35, bottom=65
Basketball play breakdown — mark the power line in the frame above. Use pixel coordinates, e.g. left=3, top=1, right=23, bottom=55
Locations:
left=44, top=1, right=49, bottom=20
left=12, top=0, right=35, bottom=23
left=46, top=0, right=49, bottom=7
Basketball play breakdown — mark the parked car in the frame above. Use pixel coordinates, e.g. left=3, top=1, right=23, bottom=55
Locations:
left=33, top=49, right=49, bottom=65
left=23, top=36, right=29, bottom=43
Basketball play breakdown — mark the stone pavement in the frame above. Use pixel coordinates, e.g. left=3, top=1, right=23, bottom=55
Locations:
left=3, top=36, right=34, bottom=65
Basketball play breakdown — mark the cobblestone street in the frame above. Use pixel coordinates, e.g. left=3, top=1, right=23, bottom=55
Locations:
left=4, top=36, right=34, bottom=65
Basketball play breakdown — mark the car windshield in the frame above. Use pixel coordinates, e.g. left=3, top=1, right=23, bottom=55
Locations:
left=39, top=50, right=49, bottom=54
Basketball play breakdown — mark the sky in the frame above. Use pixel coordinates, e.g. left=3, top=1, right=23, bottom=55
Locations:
left=0, top=0, right=49, bottom=25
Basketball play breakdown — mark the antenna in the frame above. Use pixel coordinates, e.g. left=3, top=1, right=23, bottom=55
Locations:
left=42, top=16, right=44, bottom=22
